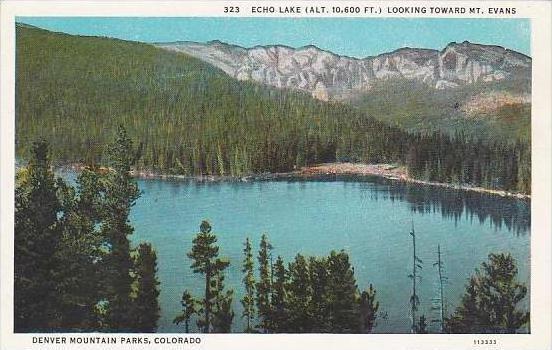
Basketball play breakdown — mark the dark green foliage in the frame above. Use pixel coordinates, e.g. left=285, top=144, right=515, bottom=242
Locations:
left=359, top=284, right=379, bottom=333
left=211, top=271, right=235, bottom=333
left=446, top=276, right=487, bottom=333
left=269, top=256, right=287, bottom=333
left=132, top=243, right=161, bottom=332
left=188, top=221, right=217, bottom=332
left=102, top=126, right=141, bottom=331
left=173, top=290, right=197, bottom=333
left=15, top=25, right=530, bottom=193
left=445, top=253, right=529, bottom=333
left=14, top=141, right=64, bottom=331
left=308, top=256, right=329, bottom=332
left=255, top=234, right=273, bottom=332
left=15, top=135, right=160, bottom=332
left=325, top=251, right=361, bottom=333
left=406, top=132, right=531, bottom=192
left=14, top=141, right=102, bottom=331
left=55, top=171, right=106, bottom=330
left=240, top=238, right=256, bottom=333
left=286, top=254, right=313, bottom=333
left=187, top=221, right=231, bottom=333
left=283, top=250, right=375, bottom=333
left=349, top=79, right=531, bottom=143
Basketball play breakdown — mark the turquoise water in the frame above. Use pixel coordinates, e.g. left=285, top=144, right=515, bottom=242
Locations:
left=128, top=176, right=530, bottom=333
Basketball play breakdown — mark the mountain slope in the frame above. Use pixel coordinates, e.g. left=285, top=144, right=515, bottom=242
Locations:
left=16, top=24, right=530, bottom=192
left=158, top=41, right=531, bottom=140
left=15, top=24, right=408, bottom=174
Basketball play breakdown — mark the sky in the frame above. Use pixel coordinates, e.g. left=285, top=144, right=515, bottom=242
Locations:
left=17, top=17, right=530, bottom=58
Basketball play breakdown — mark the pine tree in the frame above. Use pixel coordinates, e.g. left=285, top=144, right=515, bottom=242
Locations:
left=187, top=220, right=230, bottom=333
left=102, top=125, right=140, bottom=330
left=173, top=290, right=196, bottom=333
left=359, top=284, right=379, bottom=333
left=56, top=173, right=106, bottom=330
left=241, top=238, right=256, bottom=333
left=211, top=269, right=235, bottom=333
left=446, top=253, right=529, bottom=333
left=326, top=250, right=360, bottom=333
left=14, top=140, right=64, bottom=331
left=445, top=276, right=487, bottom=333
left=286, top=254, right=311, bottom=333
left=256, top=234, right=272, bottom=332
left=270, top=256, right=287, bottom=333
left=132, top=243, right=160, bottom=332
left=308, top=256, right=329, bottom=332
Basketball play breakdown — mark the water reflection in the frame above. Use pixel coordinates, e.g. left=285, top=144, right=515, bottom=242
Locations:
left=274, top=175, right=530, bottom=235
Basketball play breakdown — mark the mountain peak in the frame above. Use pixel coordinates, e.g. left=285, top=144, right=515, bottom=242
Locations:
left=157, top=40, right=531, bottom=101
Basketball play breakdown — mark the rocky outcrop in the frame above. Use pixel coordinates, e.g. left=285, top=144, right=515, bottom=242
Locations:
left=156, top=40, right=531, bottom=101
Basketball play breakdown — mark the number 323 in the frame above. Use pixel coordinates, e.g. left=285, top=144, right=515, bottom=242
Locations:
left=224, top=6, right=240, bottom=13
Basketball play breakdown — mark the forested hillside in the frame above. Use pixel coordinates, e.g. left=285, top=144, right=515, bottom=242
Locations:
left=15, top=24, right=530, bottom=192
left=161, top=39, right=531, bottom=142
left=349, top=79, right=531, bottom=142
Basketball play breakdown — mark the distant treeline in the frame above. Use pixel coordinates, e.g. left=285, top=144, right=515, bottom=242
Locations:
left=15, top=25, right=530, bottom=193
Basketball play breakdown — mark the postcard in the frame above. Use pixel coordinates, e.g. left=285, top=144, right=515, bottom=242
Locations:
left=0, top=1, right=550, bottom=349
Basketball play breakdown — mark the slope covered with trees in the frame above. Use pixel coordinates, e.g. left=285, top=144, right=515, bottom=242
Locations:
left=15, top=24, right=530, bottom=193
left=349, top=79, right=531, bottom=143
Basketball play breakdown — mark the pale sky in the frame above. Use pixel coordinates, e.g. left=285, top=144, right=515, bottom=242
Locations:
left=18, top=17, right=531, bottom=58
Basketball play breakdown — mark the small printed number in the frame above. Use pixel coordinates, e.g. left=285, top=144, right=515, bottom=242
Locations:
left=473, top=339, right=497, bottom=345
left=224, top=6, right=240, bottom=13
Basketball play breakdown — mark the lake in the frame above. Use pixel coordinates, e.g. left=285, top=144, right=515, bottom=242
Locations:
left=127, top=176, right=530, bottom=333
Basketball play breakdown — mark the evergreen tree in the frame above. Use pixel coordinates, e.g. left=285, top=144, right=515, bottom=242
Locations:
left=15, top=136, right=161, bottom=333
left=240, top=238, right=256, bottom=333
left=445, top=277, right=488, bottom=333
left=286, top=254, right=311, bottom=333
left=308, top=256, right=329, bottom=332
left=325, top=250, right=360, bottom=333
left=256, top=234, right=272, bottom=332
left=187, top=220, right=230, bottom=333
left=446, top=253, right=529, bottom=333
left=102, top=126, right=140, bottom=330
left=55, top=173, right=105, bottom=330
left=173, top=290, right=196, bottom=333
left=211, top=269, right=235, bottom=333
left=132, top=243, right=160, bottom=332
left=359, top=284, right=379, bottom=333
left=14, top=140, right=64, bottom=331
left=270, top=256, right=287, bottom=333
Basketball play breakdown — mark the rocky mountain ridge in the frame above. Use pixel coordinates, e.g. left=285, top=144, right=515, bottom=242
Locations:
left=156, top=40, right=531, bottom=101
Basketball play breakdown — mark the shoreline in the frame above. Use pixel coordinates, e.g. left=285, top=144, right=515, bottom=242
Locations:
left=61, top=162, right=530, bottom=200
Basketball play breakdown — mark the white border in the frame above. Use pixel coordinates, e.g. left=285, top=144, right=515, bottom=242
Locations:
left=1, top=1, right=550, bottom=349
